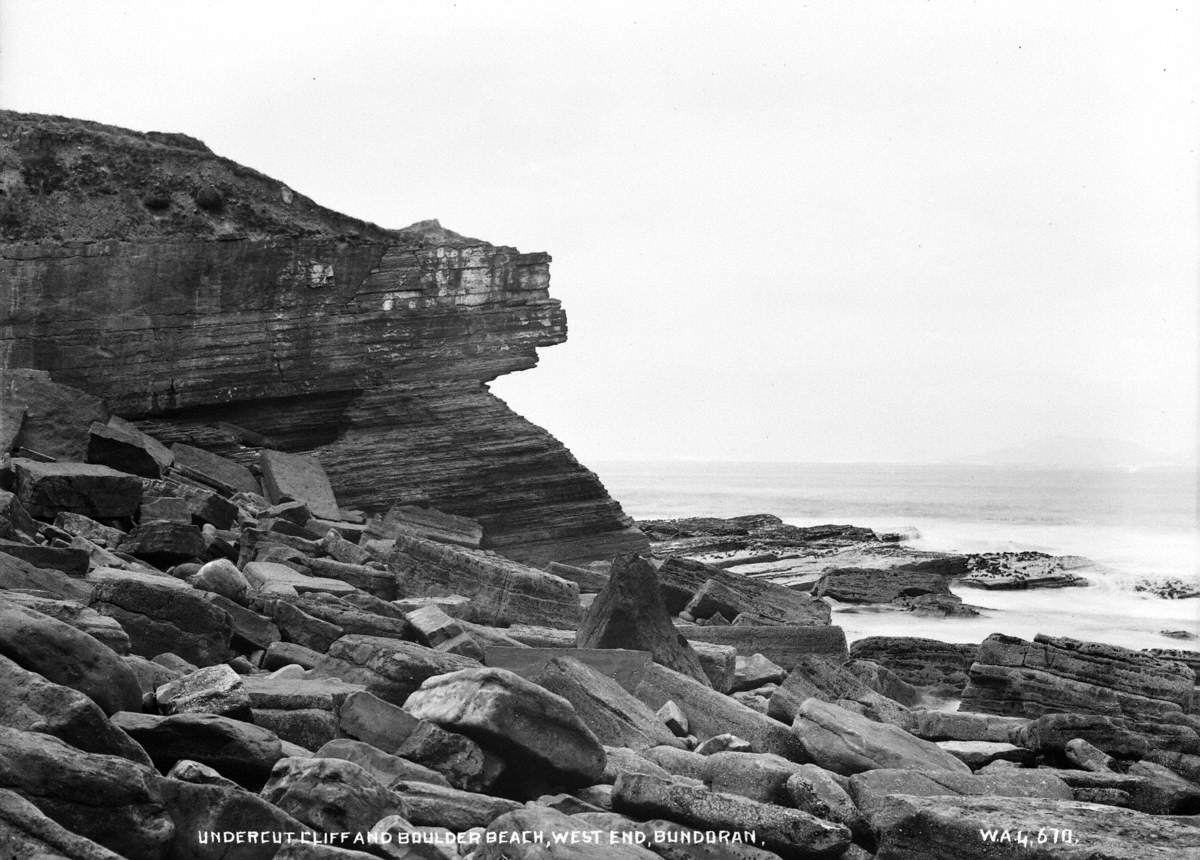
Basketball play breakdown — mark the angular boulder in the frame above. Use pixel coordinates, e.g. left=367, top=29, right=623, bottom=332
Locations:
left=0, top=596, right=142, bottom=715
left=112, top=712, right=283, bottom=788
left=259, top=756, right=404, bottom=834
left=403, top=667, right=606, bottom=786
left=86, top=418, right=173, bottom=479
left=310, top=635, right=480, bottom=705
left=0, top=727, right=173, bottom=860
left=578, top=554, right=710, bottom=686
left=388, top=532, right=582, bottom=629
left=12, top=458, right=142, bottom=519
left=791, top=699, right=971, bottom=776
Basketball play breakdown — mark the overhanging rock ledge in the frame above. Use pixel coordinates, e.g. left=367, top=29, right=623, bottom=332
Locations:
left=0, top=110, right=647, bottom=565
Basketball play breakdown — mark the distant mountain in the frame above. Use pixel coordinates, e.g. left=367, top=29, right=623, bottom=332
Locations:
left=956, top=436, right=1195, bottom=469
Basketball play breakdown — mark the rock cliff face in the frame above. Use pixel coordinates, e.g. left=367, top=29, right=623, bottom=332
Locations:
left=0, top=111, right=646, bottom=565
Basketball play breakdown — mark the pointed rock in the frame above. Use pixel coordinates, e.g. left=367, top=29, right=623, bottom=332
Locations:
left=577, top=554, right=710, bottom=687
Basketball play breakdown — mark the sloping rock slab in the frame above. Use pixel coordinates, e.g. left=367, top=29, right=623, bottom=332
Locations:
left=0, top=787, right=125, bottom=860
left=791, top=699, right=971, bottom=776
left=388, top=532, right=582, bottom=630
left=0, top=727, right=173, bottom=860
left=0, top=596, right=142, bottom=715
left=310, top=635, right=479, bottom=705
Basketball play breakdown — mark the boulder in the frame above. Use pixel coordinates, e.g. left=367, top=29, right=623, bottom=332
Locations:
left=170, top=442, right=260, bottom=496
left=0, top=654, right=150, bottom=765
left=259, top=450, right=341, bottom=520
left=119, top=520, right=206, bottom=565
left=260, top=756, right=404, bottom=834
left=784, top=765, right=869, bottom=844
left=388, top=532, right=582, bottom=629
left=1010, top=713, right=1151, bottom=759
left=849, top=636, right=977, bottom=696
left=938, top=740, right=1035, bottom=769
left=12, top=458, right=142, bottom=519
left=310, top=636, right=480, bottom=705
left=394, top=721, right=506, bottom=793
left=813, top=566, right=952, bottom=603
left=612, top=772, right=850, bottom=858
left=87, top=568, right=233, bottom=666
left=0, top=489, right=36, bottom=539
left=270, top=600, right=345, bottom=652
left=0, top=726, right=173, bottom=860
left=205, top=593, right=280, bottom=650
left=387, top=780, right=519, bottom=831
left=403, top=667, right=606, bottom=786
left=53, top=510, right=127, bottom=547
left=0, top=550, right=93, bottom=601
left=112, top=711, right=283, bottom=788
left=241, top=561, right=359, bottom=598
left=0, top=591, right=130, bottom=654
left=533, top=656, right=684, bottom=751
left=0, top=787, right=126, bottom=860
left=578, top=554, right=710, bottom=686
left=0, top=596, right=142, bottom=714
left=732, top=654, right=786, bottom=692
left=142, top=478, right=238, bottom=530
left=158, top=777, right=311, bottom=860
left=1, top=370, right=107, bottom=461
left=656, top=556, right=830, bottom=624
left=768, top=654, right=910, bottom=727
left=190, top=558, right=251, bottom=602
left=865, top=793, right=1200, bottom=859
left=86, top=418, right=173, bottom=479
left=632, top=662, right=805, bottom=761
left=0, top=539, right=90, bottom=576
left=252, top=709, right=339, bottom=751
left=1125, top=760, right=1200, bottom=814
left=701, top=751, right=798, bottom=805
left=960, top=634, right=1194, bottom=734
left=156, top=664, right=251, bottom=718
left=791, top=699, right=972, bottom=776
left=337, top=689, right=421, bottom=750
left=315, top=739, right=450, bottom=788
left=305, top=557, right=396, bottom=599
left=905, top=709, right=1030, bottom=743
left=680, top=624, right=848, bottom=671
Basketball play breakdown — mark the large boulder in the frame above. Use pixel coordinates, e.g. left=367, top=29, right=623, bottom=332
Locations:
left=577, top=554, right=710, bottom=686
left=813, top=566, right=952, bottom=603
left=0, top=370, right=108, bottom=461
left=86, top=418, right=173, bottom=478
left=612, top=772, right=851, bottom=858
left=533, top=656, right=684, bottom=751
left=849, top=636, right=978, bottom=696
left=0, top=787, right=125, bottom=860
left=156, top=664, right=252, bottom=719
left=259, top=450, right=341, bottom=521
left=0, top=591, right=130, bottom=654
left=158, top=777, right=312, bottom=860
left=170, top=442, right=260, bottom=496
left=315, top=739, right=450, bottom=788
left=259, top=756, right=404, bottom=834
left=386, top=780, right=519, bottom=831
left=388, top=532, right=583, bottom=629
left=632, top=662, right=804, bottom=760
left=12, top=458, right=142, bottom=519
left=87, top=568, right=233, bottom=666
left=112, top=712, right=283, bottom=789
left=0, top=727, right=173, bottom=860
left=680, top=625, right=848, bottom=671
left=768, top=654, right=910, bottom=727
left=0, top=654, right=150, bottom=765
left=0, top=596, right=142, bottom=715
left=960, top=634, right=1195, bottom=734
left=791, top=699, right=971, bottom=776
left=310, top=635, right=480, bottom=705
left=656, top=556, right=831, bottom=624
left=403, top=667, right=606, bottom=786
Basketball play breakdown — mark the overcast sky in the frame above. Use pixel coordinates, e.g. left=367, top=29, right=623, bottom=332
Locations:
left=2, top=1, right=1196, bottom=465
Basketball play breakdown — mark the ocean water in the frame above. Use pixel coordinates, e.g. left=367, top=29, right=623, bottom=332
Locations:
left=592, top=461, right=1200, bottom=650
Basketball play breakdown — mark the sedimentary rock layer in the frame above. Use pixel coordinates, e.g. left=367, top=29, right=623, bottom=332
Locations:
left=0, top=111, right=645, bottom=564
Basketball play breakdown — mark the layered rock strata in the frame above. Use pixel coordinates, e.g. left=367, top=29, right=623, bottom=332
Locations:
left=0, top=110, right=645, bottom=565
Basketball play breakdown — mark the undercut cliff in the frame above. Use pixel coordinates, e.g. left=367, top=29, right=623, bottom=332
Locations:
left=0, top=111, right=647, bottom=565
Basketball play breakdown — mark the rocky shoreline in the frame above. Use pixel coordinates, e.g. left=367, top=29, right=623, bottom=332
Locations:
left=0, top=113, right=1197, bottom=859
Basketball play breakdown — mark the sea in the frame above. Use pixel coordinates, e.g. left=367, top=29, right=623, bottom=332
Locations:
left=592, top=461, right=1200, bottom=652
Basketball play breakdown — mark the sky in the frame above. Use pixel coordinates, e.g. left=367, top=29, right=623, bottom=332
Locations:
left=2, top=1, right=1197, bottom=465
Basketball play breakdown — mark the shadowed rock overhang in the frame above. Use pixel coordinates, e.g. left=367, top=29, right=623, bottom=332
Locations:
left=0, top=110, right=647, bottom=565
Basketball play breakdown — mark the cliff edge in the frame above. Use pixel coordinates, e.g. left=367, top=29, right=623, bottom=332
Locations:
left=0, top=111, right=647, bottom=565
